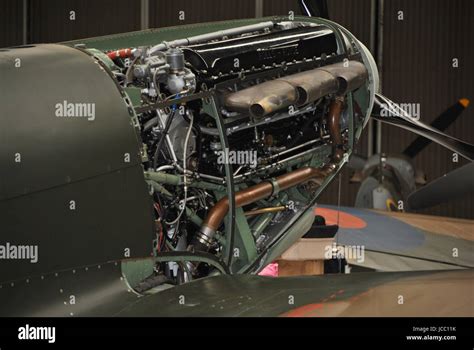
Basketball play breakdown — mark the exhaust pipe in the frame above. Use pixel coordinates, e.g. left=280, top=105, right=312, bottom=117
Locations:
left=328, top=96, right=345, bottom=161
left=191, top=97, right=345, bottom=253
left=282, top=69, right=338, bottom=106
left=223, top=60, right=367, bottom=117
left=318, top=60, right=368, bottom=95
left=224, top=80, right=298, bottom=117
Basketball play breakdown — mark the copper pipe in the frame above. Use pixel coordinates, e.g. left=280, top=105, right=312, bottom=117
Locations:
left=244, top=206, right=287, bottom=217
left=201, top=166, right=327, bottom=232
left=328, top=96, right=345, bottom=161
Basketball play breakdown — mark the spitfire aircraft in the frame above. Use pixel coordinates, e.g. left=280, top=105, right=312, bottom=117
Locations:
left=0, top=1, right=473, bottom=317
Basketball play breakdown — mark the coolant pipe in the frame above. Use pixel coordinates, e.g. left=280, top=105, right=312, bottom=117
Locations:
left=145, top=171, right=182, bottom=186
left=191, top=165, right=335, bottom=252
left=145, top=171, right=226, bottom=192
left=149, top=21, right=275, bottom=55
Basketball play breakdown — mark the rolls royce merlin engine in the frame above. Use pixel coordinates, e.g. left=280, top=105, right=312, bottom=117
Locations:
left=107, top=20, right=375, bottom=282
left=0, top=18, right=377, bottom=289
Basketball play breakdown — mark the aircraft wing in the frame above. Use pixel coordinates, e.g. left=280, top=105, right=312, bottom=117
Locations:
left=115, top=269, right=473, bottom=317
left=316, top=205, right=474, bottom=271
left=2, top=205, right=472, bottom=317
left=111, top=206, right=474, bottom=317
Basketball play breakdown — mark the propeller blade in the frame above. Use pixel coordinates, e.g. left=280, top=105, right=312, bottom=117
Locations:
left=298, top=0, right=329, bottom=18
left=372, top=93, right=474, bottom=161
left=407, top=162, right=474, bottom=209
left=403, top=98, right=470, bottom=158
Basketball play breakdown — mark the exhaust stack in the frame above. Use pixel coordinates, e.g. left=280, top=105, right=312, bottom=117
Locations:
left=224, top=80, right=298, bottom=117
left=223, top=60, right=367, bottom=117
left=318, top=60, right=368, bottom=95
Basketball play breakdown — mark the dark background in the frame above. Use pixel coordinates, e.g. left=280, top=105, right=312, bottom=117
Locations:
left=1, top=0, right=472, bottom=219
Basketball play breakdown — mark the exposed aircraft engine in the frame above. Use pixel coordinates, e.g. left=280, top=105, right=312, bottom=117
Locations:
left=105, top=20, right=375, bottom=282
left=0, top=19, right=376, bottom=289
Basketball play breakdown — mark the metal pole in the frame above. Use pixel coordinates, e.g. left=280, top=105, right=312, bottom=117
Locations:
left=22, top=0, right=28, bottom=45
left=375, top=0, right=384, bottom=154
left=255, top=0, right=263, bottom=18
left=367, top=0, right=376, bottom=157
left=141, top=0, right=149, bottom=30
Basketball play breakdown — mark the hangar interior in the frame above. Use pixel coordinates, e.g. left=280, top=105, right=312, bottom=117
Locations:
left=2, top=0, right=473, bottom=219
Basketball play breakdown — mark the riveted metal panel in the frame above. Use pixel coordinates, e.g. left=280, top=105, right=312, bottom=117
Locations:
left=0, top=44, right=154, bottom=283
left=0, top=44, right=142, bottom=200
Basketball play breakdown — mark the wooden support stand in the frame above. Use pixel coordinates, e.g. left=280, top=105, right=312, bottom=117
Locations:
left=277, top=259, right=324, bottom=276
left=277, top=237, right=334, bottom=276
